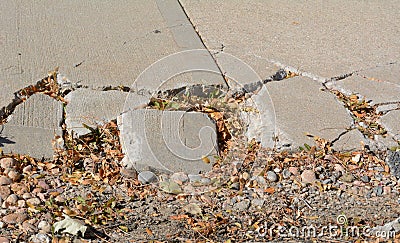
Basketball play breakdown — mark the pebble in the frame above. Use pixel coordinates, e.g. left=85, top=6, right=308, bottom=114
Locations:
left=0, top=237, right=9, bottom=243
left=0, top=158, right=16, bottom=169
left=383, top=186, right=391, bottom=195
left=230, top=182, right=240, bottom=190
left=360, top=175, right=370, bottom=183
left=17, top=200, right=26, bottom=208
left=241, top=172, right=250, bottom=181
left=251, top=198, right=265, bottom=208
left=334, top=164, right=345, bottom=173
left=322, top=179, right=332, bottom=184
left=0, top=186, right=11, bottom=200
left=55, top=195, right=66, bottom=203
left=26, top=198, right=41, bottom=206
left=266, top=171, right=278, bottom=182
left=288, top=167, right=299, bottom=175
left=22, top=165, right=33, bottom=174
left=138, top=171, right=157, bottom=184
left=234, top=200, right=250, bottom=211
left=22, top=221, right=37, bottom=232
left=37, top=180, right=50, bottom=190
left=282, top=169, right=291, bottom=179
left=373, top=186, right=383, bottom=196
left=2, top=213, right=27, bottom=224
left=29, top=233, right=50, bottom=243
left=0, top=177, right=12, bottom=186
left=38, top=220, right=51, bottom=233
left=353, top=180, right=364, bottom=186
left=273, top=168, right=281, bottom=173
left=7, top=170, right=21, bottom=182
left=22, top=193, right=32, bottom=200
left=340, top=173, right=355, bottom=183
left=252, top=176, right=266, bottom=186
left=5, top=194, right=18, bottom=206
left=170, top=172, right=189, bottom=184
left=301, top=170, right=316, bottom=184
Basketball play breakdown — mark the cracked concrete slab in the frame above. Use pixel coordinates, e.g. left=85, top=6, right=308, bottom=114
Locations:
left=64, top=89, right=148, bottom=136
left=334, top=64, right=400, bottom=104
left=0, top=94, right=63, bottom=158
left=118, top=109, right=217, bottom=174
left=0, top=0, right=225, bottom=109
left=382, top=110, right=400, bottom=143
left=180, top=0, right=400, bottom=79
left=264, top=76, right=364, bottom=149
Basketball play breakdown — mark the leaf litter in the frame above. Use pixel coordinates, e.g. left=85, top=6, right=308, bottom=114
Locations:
left=0, top=70, right=399, bottom=242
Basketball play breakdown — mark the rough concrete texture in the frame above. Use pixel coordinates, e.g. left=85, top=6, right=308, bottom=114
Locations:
left=0, top=94, right=62, bottom=158
left=65, top=89, right=147, bottom=136
left=335, top=64, right=400, bottom=104
left=0, top=0, right=225, bottom=109
left=180, top=0, right=400, bottom=79
left=382, top=111, right=400, bottom=142
left=118, top=109, right=217, bottom=174
left=264, top=76, right=364, bottom=149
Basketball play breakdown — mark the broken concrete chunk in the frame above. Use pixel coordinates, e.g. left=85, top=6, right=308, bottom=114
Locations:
left=65, top=89, right=147, bottom=136
left=118, top=109, right=217, bottom=174
left=0, top=94, right=63, bottom=159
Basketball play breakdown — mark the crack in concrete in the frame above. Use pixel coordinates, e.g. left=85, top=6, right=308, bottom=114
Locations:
left=0, top=69, right=64, bottom=125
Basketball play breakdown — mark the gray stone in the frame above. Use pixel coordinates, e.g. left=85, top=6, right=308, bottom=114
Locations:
left=386, top=151, right=400, bottom=179
left=252, top=176, right=266, bottom=186
left=282, top=169, right=291, bottom=179
left=233, top=200, right=250, bottom=211
left=373, top=186, right=383, bottom=196
left=251, top=199, right=265, bottom=208
left=0, top=94, right=63, bottom=159
left=360, top=175, right=371, bottom=183
left=119, top=109, right=217, bottom=174
left=266, top=171, right=278, bottom=182
left=170, top=172, right=189, bottom=184
left=138, top=171, right=157, bottom=184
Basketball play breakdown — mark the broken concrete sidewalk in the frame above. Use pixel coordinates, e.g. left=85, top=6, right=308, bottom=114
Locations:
left=1, top=0, right=399, bottom=174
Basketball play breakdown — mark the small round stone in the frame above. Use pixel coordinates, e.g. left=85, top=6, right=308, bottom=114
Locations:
left=0, top=186, right=11, bottom=201
left=138, top=171, right=157, bottom=184
left=2, top=213, right=27, bottom=224
left=17, top=200, right=26, bottom=208
left=360, top=175, right=370, bottom=183
left=26, top=198, right=41, bottom=206
left=266, top=171, right=278, bottom=182
left=373, top=186, right=383, bottom=196
left=7, top=170, right=21, bottom=182
left=5, top=194, right=18, bottom=206
left=170, top=172, right=189, bottom=184
left=301, top=170, right=316, bottom=184
left=282, top=169, right=291, bottom=179
left=22, top=165, right=33, bottom=174
left=288, top=167, right=299, bottom=175
left=0, top=158, right=16, bottom=169
left=38, top=220, right=51, bottom=233
left=0, top=236, right=10, bottom=243
left=0, top=177, right=12, bottom=186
